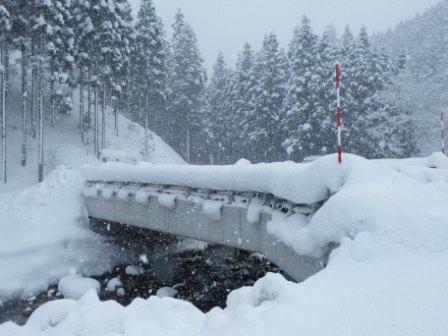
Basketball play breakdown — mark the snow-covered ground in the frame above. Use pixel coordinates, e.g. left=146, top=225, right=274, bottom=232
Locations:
left=0, top=87, right=184, bottom=300
left=2, top=146, right=448, bottom=335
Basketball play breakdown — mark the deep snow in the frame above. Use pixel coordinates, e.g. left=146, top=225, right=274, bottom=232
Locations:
left=0, top=89, right=184, bottom=300
left=2, top=151, right=448, bottom=335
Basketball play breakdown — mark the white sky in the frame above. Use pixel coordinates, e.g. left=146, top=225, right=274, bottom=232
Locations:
left=129, top=0, right=440, bottom=72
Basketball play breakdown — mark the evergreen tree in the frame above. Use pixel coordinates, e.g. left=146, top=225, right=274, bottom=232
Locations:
left=248, top=32, right=287, bottom=162
left=168, top=10, right=206, bottom=162
left=282, top=16, right=320, bottom=161
left=314, top=29, right=338, bottom=156
left=130, top=0, right=168, bottom=139
left=206, top=52, right=233, bottom=163
left=229, top=42, right=257, bottom=162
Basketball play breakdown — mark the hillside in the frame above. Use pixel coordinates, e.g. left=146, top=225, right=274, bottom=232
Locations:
left=374, top=0, right=448, bottom=154
left=0, top=75, right=184, bottom=299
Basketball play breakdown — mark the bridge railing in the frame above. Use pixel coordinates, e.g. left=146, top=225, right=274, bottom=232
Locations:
left=83, top=181, right=318, bottom=223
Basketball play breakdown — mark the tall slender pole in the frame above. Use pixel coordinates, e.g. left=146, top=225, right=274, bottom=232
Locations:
left=441, top=111, right=445, bottom=155
left=336, top=63, right=342, bottom=164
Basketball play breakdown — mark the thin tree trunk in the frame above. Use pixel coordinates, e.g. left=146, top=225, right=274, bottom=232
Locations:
left=101, top=81, right=106, bottom=151
left=93, top=83, right=99, bottom=158
left=4, top=42, right=9, bottom=98
left=30, top=38, right=36, bottom=139
left=87, top=73, right=92, bottom=129
left=144, top=96, right=149, bottom=160
left=1, top=37, right=6, bottom=183
left=186, top=127, right=190, bottom=163
left=50, top=68, right=55, bottom=128
left=113, top=97, right=118, bottom=136
left=37, top=36, right=44, bottom=183
left=21, top=42, right=28, bottom=167
left=79, top=68, right=84, bottom=141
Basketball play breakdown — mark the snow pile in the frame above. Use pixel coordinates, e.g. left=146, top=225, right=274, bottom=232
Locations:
left=0, top=167, right=119, bottom=299
left=58, top=275, right=100, bottom=300
left=0, top=290, right=204, bottom=336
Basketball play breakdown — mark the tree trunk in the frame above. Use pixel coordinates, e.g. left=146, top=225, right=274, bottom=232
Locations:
left=144, top=96, right=149, bottom=160
left=93, top=83, right=99, bottom=158
left=79, top=68, right=85, bottom=141
left=113, top=97, right=118, bottom=136
left=50, top=67, right=55, bottom=128
left=21, top=42, right=28, bottom=167
left=37, top=36, right=44, bottom=183
left=30, top=38, right=36, bottom=139
left=101, top=81, right=106, bottom=151
left=186, top=127, right=190, bottom=163
left=86, top=73, right=92, bottom=129
left=1, top=37, right=6, bottom=183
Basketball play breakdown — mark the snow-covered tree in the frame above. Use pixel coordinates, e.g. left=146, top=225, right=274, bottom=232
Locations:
left=129, top=0, right=168, bottom=152
left=206, top=52, right=234, bottom=163
left=247, top=32, right=287, bottom=162
left=167, top=10, right=206, bottom=162
left=282, top=16, right=321, bottom=161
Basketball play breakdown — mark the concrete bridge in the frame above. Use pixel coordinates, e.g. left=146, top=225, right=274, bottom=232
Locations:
left=83, top=177, right=330, bottom=282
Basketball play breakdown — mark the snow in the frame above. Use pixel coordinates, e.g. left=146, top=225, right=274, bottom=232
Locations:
left=201, top=200, right=223, bottom=221
left=106, top=278, right=123, bottom=292
left=58, top=275, right=100, bottom=300
left=0, top=84, right=184, bottom=300
left=82, top=153, right=448, bottom=259
left=156, top=287, right=178, bottom=298
left=125, top=265, right=145, bottom=276
left=246, top=197, right=264, bottom=223
left=0, top=167, right=118, bottom=299
left=3, top=151, right=448, bottom=335
left=158, top=193, right=177, bottom=209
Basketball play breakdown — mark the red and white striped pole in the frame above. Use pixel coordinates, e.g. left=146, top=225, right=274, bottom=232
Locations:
left=336, top=63, right=342, bottom=164
left=441, top=111, right=445, bottom=155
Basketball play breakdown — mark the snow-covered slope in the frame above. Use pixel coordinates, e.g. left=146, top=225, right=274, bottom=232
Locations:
left=0, top=88, right=184, bottom=300
left=2, top=153, right=448, bottom=335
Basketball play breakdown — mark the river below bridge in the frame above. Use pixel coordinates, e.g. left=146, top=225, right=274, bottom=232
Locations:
left=0, top=220, right=286, bottom=325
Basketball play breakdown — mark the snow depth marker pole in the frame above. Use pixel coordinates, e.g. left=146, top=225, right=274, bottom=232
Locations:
left=336, top=63, right=342, bottom=164
left=441, top=111, right=445, bottom=155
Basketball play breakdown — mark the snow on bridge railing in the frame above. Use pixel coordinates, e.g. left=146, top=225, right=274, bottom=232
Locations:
left=82, top=181, right=317, bottom=222
left=81, top=158, right=344, bottom=206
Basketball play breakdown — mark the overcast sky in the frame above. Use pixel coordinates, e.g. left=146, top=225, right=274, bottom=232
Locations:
left=129, top=0, right=440, bottom=72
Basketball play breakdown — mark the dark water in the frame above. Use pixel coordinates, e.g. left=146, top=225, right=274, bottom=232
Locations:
left=0, top=220, right=287, bottom=325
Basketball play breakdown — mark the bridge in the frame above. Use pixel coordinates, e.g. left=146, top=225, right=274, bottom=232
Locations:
left=82, top=161, right=333, bottom=282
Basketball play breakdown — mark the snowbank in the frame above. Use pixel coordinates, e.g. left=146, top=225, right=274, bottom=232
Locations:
left=0, top=167, right=120, bottom=299
left=3, top=242, right=448, bottom=336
